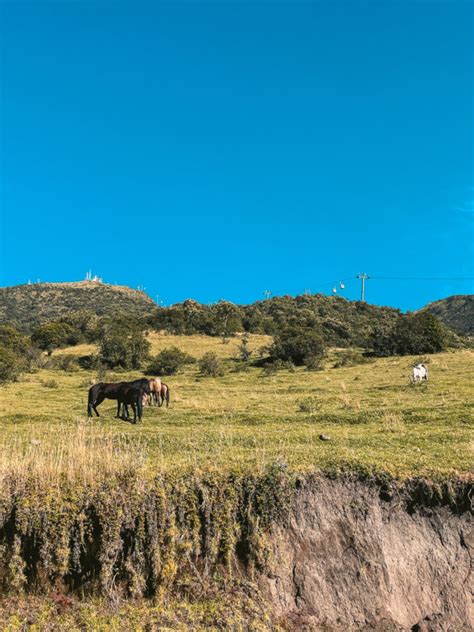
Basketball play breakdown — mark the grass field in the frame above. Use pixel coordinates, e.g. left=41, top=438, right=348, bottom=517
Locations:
left=1, top=333, right=473, bottom=480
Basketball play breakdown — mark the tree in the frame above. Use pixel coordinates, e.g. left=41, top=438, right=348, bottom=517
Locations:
left=147, top=347, right=196, bottom=375
left=98, top=327, right=151, bottom=369
left=31, top=322, right=78, bottom=355
left=370, top=312, right=448, bottom=356
left=0, top=325, right=31, bottom=355
left=270, top=325, right=325, bottom=366
left=0, top=347, right=21, bottom=383
left=211, top=301, right=243, bottom=342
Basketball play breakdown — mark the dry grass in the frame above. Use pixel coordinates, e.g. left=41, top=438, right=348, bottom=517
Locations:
left=0, top=420, right=148, bottom=488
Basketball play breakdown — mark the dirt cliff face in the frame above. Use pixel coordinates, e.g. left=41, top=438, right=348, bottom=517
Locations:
left=262, top=477, right=473, bottom=631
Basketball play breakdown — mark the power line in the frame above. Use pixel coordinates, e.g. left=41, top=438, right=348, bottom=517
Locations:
left=370, top=276, right=474, bottom=281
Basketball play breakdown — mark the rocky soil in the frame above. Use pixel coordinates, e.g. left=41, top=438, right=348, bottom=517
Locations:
left=262, top=476, right=473, bottom=631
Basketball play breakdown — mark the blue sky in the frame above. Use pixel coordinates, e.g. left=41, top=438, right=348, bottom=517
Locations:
left=0, top=1, right=473, bottom=311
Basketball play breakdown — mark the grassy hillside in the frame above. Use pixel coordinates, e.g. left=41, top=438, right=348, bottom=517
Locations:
left=0, top=334, right=471, bottom=626
left=2, top=334, right=472, bottom=478
left=421, top=294, right=474, bottom=335
left=0, top=281, right=156, bottom=330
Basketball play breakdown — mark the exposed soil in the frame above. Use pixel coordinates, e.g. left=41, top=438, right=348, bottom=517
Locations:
left=262, top=476, right=473, bottom=631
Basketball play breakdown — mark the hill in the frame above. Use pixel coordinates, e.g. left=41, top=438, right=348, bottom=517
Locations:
left=148, top=294, right=403, bottom=348
left=0, top=281, right=156, bottom=330
left=421, top=294, right=474, bottom=335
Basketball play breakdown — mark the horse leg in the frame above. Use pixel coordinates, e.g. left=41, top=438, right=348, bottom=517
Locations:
left=93, top=394, right=105, bottom=417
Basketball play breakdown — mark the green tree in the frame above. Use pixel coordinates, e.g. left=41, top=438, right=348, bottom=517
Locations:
left=270, top=325, right=325, bottom=366
left=0, top=324, right=31, bottom=355
left=98, top=327, right=151, bottom=369
left=370, top=312, right=448, bottom=356
left=31, top=322, right=77, bottom=355
left=211, top=301, right=243, bottom=342
left=0, top=347, right=21, bottom=383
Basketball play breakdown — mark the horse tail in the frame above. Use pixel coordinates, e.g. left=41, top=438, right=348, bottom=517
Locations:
left=165, top=384, right=170, bottom=407
left=87, top=386, right=95, bottom=417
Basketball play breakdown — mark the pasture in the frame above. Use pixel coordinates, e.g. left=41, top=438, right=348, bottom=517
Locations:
left=0, top=333, right=472, bottom=480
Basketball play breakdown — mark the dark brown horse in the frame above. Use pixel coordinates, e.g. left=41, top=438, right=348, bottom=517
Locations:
left=87, top=378, right=150, bottom=423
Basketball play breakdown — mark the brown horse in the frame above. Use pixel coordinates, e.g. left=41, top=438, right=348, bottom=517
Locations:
left=148, top=378, right=162, bottom=406
left=159, top=382, right=170, bottom=407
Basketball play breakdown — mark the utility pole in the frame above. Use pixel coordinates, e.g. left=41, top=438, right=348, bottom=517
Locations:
left=356, top=273, right=369, bottom=302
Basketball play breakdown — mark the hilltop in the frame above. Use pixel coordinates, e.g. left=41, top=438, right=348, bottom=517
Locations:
left=0, top=281, right=156, bottom=330
left=421, top=294, right=474, bottom=335
left=1, top=281, right=472, bottom=342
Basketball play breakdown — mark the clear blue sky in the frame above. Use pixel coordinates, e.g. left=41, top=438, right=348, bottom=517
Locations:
left=0, top=1, right=473, bottom=311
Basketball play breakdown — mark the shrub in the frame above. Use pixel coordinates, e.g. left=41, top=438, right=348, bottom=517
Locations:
left=0, top=347, right=21, bottom=383
left=261, top=359, right=295, bottom=377
left=333, top=349, right=370, bottom=368
left=305, top=354, right=324, bottom=371
left=0, top=324, right=31, bottom=356
left=41, top=378, right=58, bottom=389
left=98, top=327, right=151, bottom=369
left=147, top=347, right=196, bottom=375
left=77, top=354, right=101, bottom=370
left=237, top=335, right=252, bottom=362
left=0, top=324, right=39, bottom=372
left=31, top=322, right=78, bottom=355
left=52, top=354, right=80, bottom=372
left=198, top=352, right=224, bottom=377
left=370, top=313, right=448, bottom=357
left=270, top=325, right=325, bottom=366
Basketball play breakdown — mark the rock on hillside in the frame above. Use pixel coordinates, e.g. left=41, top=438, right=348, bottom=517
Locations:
left=0, top=281, right=156, bottom=330
left=421, top=294, right=474, bottom=335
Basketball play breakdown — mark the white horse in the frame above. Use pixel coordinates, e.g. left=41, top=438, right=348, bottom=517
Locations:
left=412, top=363, right=428, bottom=383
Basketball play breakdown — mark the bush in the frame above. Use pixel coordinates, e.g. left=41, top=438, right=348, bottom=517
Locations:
left=0, top=324, right=31, bottom=356
left=147, top=347, right=196, bottom=375
left=98, top=326, right=151, bottom=370
left=0, top=346, right=21, bottom=383
left=333, top=349, right=370, bottom=368
left=51, top=354, right=80, bottom=372
left=41, top=378, right=58, bottom=388
left=237, top=335, right=252, bottom=362
left=77, top=354, right=100, bottom=370
left=270, top=325, right=325, bottom=366
left=31, top=322, right=79, bottom=355
left=198, top=352, right=224, bottom=377
left=0, top=324, right=39, bottom=373
left=261, top=359, right=295, bottom=376
left=370, top=313, right=448, bottom=357
left=305, top=354, right=324, bottom=371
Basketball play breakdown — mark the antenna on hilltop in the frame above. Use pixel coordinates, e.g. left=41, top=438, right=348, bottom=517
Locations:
left=264, top=290, right=272, bottom=300
left=356, top=273, right=370, bottom=302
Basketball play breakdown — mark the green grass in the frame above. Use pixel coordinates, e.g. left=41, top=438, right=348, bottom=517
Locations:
left=1, top=335, right=473, bottom=479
